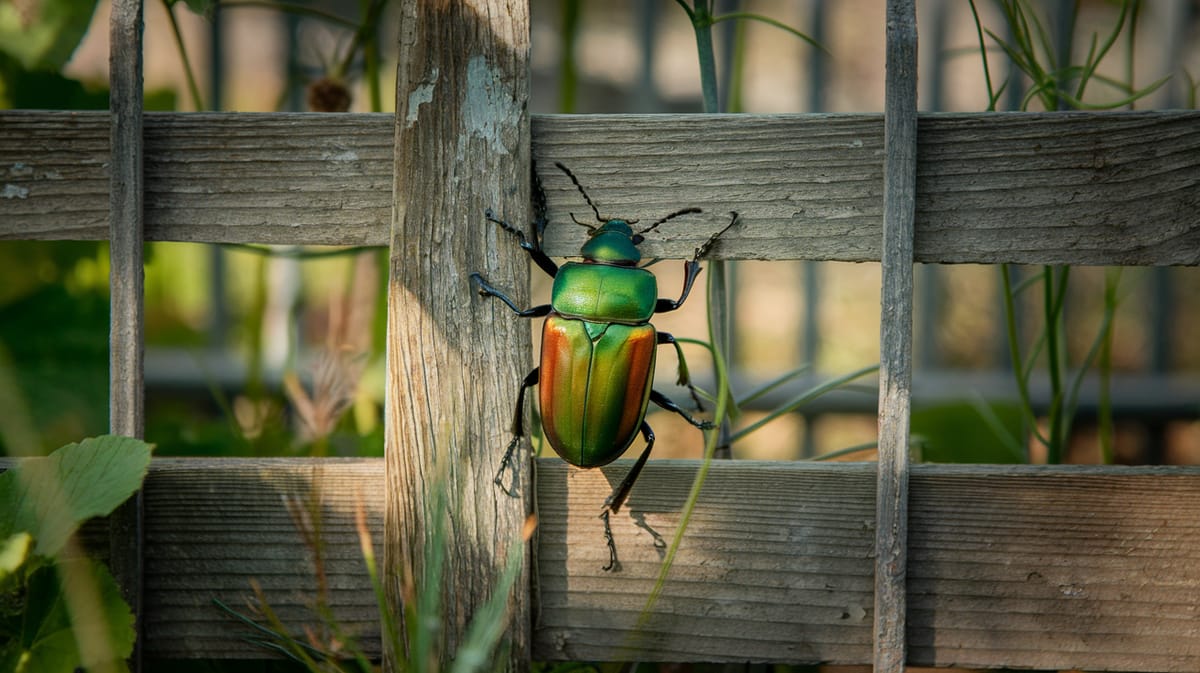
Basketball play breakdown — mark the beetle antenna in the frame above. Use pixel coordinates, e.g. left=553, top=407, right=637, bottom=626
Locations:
left=693, top=211, right=740, bottom=260
left=569, top=212, right=598, bottom=232
left=636, top=207, right=703, bottom=236
left=556, top=162, right=604, bottom=222
left=531, top=161, right=549, bottom=245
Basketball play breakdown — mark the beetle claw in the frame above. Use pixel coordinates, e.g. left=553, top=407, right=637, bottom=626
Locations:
left=599, top=510, right=620, bottom=572
left=493, top=436, right=521, bottom=495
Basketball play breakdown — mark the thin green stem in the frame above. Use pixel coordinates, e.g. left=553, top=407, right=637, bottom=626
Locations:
left=689, top=0, right=720, bottom=114
left=968, top=0, right=998, bottom=110
left=1074, top=0, right=1132, bottom=103
left=707, top=262, right=735, bottom=453
left=219, top=0, right=359, bottom=28
left=711, top=12, right=824, bottom=52
left=1043, top=266, right=1065, bottom=463
left=1098, top=269, right=1121, bottom=463
left=969, top=394, right=1027, bottom=462
left=725, top=14, right=747, bottom=113
left=558, top=0, right=581, bottom=113
left=806, top=440, right=878, bottom=462
left=334, top=0, right=388, bottom=80
left=684, top=0, right=734, bottom=457
left=162, top=0, right=206, bottom=110
left=736, top=365, right=811, bottom=407
left=1001, top=265, right=1038, bottom=445
left=726, top=363, right=879, bottom=445
left=639, top=338, right=729, bottom=625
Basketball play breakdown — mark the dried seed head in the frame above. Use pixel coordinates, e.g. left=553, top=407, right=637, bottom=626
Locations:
left=306, top=77, right=352, bottom=112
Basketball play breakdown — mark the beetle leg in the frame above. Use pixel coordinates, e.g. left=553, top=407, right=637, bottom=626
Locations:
left=599, top=421, right=656, bottom=572
left=485, top=208, right=559, bottom=279
left=657, top=332, right=705, bottom=412
left=600, top=510, right=618, bottom=572
left=650, top=390, right=714, bottom=430
left=495, top=367, right=540, bottom=495
left=470, top=273, right=553, bottom=318
left=652, top=212, right=739, bottom=314
left=652, top=259, right=702, bottom=314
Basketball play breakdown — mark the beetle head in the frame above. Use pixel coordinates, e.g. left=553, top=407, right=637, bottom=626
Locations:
left=581, top=219, right=642, bottom=265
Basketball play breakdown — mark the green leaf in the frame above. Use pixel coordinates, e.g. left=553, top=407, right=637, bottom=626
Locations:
left=0, top=435, right=153, bottom=556
left=8, top=563, right=78, bottom=673
left=0, top=533, right=31, bottom=579
left=58, top=558, right=135, bottom=671
left=3, top=558, right=134, bottom=673
left=0, top=0, right=100, bottom=71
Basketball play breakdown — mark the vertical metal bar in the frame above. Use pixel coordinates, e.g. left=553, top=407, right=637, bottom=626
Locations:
left=876, top=0, right=917, bottom=671
left=109, top=0, right=145, bottom=670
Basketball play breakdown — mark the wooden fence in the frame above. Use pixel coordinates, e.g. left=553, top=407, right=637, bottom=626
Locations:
left=2, top=0, right=1200, bottom=670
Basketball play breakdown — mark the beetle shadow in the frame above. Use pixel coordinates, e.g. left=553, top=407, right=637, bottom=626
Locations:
left=598, top=466, right=668, bottom=563
left=628, top=510, right=667, bottom=559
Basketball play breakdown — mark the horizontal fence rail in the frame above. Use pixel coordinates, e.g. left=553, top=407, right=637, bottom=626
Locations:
left=2, top=110, right=1198, bottom=265
left=25, top=457, right=1196, bottom=670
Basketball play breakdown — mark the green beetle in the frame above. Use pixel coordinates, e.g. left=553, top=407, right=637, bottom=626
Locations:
left=471, top=163, right=737, bottom=570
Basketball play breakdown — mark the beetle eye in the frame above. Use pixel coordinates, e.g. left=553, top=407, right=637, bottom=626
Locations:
left=631, top=234, right=645, bottom=245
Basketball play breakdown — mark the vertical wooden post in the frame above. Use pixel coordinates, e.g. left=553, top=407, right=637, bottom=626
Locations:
left=384, top=1, right=532, bottom=670
left=109, top=0, right=146, bottom=669
left=875, top=0, right=917, bottom=671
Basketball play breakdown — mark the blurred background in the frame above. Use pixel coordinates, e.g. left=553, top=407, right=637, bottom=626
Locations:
left=2, top=0, right=1199, bottom=466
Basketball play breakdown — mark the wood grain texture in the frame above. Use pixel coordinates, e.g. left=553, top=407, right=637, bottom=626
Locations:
left=385, top=1, right=532, bottom=669
left=0, top=112, right=393, bottom=244
left=3, top=111, right=1197, bottom=266
left=108, top=1, right=145, bottom=668
left=875, top=1, right=917, bottom=670
left=907, top=465, right=1200, bottom=671
left=138, top=459, right=384, bottom=659
left=86, top=458, right=1200, bottom=670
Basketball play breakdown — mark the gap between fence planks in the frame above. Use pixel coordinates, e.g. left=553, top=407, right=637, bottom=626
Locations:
left=2, top=111, right=1197, bottom=266
left=93, top=457, right=1200, bottom=670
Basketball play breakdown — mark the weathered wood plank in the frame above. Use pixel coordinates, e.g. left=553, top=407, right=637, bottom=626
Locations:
left=120, top=458, right=1200, bottom=671
left=0, top=112, right=393, bottom=245
left=139, top=459, right=383, bottom=659
left=874, top=0, right=918, bottom=669
left=2, top=111, right=1197, bottom=266
left=108, top=1, right=146, bottom=668
left=385, top=1, right=532, bottom=670
left=907, top=464, right=1200, bottom=671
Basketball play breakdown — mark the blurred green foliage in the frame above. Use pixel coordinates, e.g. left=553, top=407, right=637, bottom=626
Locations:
left=0, top=0, right=178, bottom=456
left=912, top=400, right=1026, bottom=464
left=0, top=242, right=111, bottom=454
